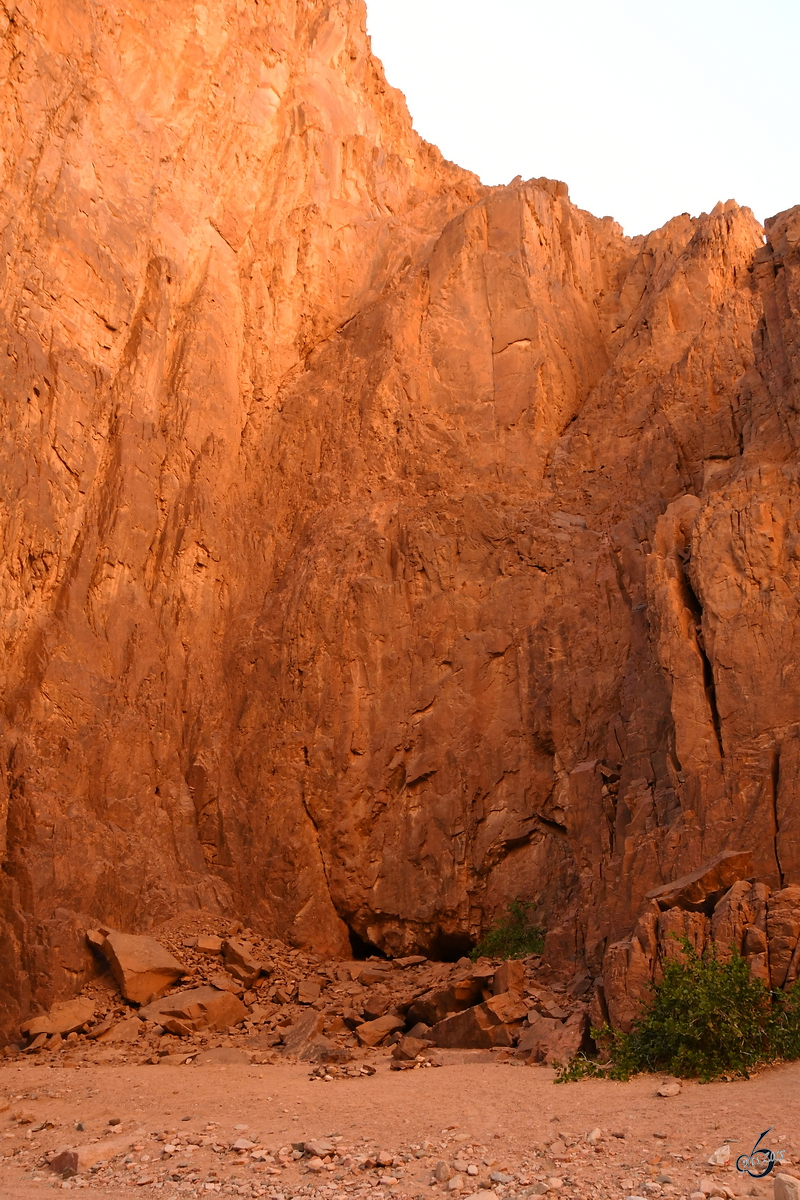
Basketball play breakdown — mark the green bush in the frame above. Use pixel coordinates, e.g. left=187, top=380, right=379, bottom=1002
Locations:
left=470, top=899, right=544, bottom=961
left=556, top=938, right=800, bottom=1083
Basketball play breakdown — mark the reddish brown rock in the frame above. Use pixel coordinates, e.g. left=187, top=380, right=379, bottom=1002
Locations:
left=0, top=0, right=799, bottom=1038
left=93, top=929, right=185, bottom=1006
left=138, top=985, right=246, bottom=1033
left=766, top=887, right=800, bottom=989
left=429, top=1002, right=513, bottom=1049
left=521, top=1011, right=589, bottom=1065
left=492, top=961, right=525, bottom=995
left=354, top=1014, right=405, bottom=1047
left=21, top=998, right=96, bottom=1038
left=646, top=851, right=754, bottom=913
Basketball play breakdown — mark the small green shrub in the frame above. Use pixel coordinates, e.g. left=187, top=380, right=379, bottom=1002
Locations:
left=470, top=899, right=544, bottom=961
left=556, top=938, right=800, bottom=1083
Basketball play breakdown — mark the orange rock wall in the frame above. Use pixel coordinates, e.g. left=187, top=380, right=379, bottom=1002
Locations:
left=1, top=0, right=799, bottom=1035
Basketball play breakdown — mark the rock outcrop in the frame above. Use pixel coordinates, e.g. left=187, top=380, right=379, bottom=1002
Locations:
left=0, top=0, right=799, bottom=1038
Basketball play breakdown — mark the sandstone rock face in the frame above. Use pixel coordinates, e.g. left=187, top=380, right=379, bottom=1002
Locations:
left=0, top=0, right=799, bottom=1038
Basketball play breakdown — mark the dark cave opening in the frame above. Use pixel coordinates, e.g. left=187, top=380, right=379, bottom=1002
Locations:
left=425, top=930, right=475, bottom=962
left=347, top=925, right=387, bottom=960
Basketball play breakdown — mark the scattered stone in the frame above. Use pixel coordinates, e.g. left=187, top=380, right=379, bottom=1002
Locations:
left=708, top=1144, right=731, bottom=1166
left=657, top=1080, right=682, bottom=1097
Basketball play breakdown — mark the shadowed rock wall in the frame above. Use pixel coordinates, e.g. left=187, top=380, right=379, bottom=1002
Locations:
left=1, top=0, right=799, bottom=1037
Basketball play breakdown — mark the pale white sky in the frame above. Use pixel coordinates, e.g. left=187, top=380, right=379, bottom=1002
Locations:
left=365, top=0, right=800, bottom=236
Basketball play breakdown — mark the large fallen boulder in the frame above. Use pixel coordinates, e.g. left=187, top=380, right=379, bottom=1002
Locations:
left=138, top=985, right=246, bottom=1033
left=406, top=978, right=484, bottom=1026
left=88, top=927, right=185, bottom=1005
left=21, top=998, right=96, bottom=1038
left=354, top=1014, right=404, bottom=1047
left=646, top=850, right=753, bottom=913
left=429, top=1002, right=513, bottom=1049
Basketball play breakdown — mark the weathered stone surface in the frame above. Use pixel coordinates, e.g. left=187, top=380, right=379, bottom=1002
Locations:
left=50, top=1128, right=145, bottom=1176
left=646, top=851, right=754, bottom=913
left=429, top=1002, right=512, bottom=1049
left=95, top=930, right=185, bottom=1006
left=138, top=985, right=246, bottom=1032
left=392, top=1035, right=430, bottom=1061
left=222, top=938, right=263, bottom=987
left=492, top=961, right=525, bottom=995
left=354, top=1014, right=405, bottom=1047
left=21, top=998, right=95, bottom=1038
left=521, top=1010, right=588, bottom=1065
left=93, top=1016, right=142, bottom=1043
left=0, top=0, right=799, bottom=1037
left=407, top=980, right=483, bottom=1027
left=280, top=1010, right=326, bottom=1055
left=602, top=907, right=659, bottom=1032
left=774, top=1175, right=800, bottom=1200
left=766, top=887, right=800, bottom=989
left=196, top=936, right=223, bottom=956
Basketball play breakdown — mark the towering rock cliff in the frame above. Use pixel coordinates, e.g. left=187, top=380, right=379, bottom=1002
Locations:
left=1, top=0, right=798, bottom=1037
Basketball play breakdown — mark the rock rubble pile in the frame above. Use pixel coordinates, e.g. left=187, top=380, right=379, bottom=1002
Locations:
left=8, top=914, right=592, bottom=1072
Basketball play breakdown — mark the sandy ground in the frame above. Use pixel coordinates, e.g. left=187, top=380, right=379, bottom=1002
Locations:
left=0, top=1054, right=797, bottom=1200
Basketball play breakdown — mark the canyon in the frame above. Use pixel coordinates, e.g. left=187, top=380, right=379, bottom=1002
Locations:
left=1, top=0, right=799, bottom=1041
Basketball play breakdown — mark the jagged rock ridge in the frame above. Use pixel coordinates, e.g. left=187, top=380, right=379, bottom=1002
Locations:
left=1, top=0, right=799, bottom=1037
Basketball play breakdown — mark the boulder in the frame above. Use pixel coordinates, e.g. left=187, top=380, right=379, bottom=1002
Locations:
left=392, top=1035, right=430, bottom=1061
left=429, top=1002, right=513, bottom=1049
left=521, top=1010, right=588, bottom=1065
left=221, top=938, right=263, bottom=986
left=602, top=907, right=658, bottom=1032
left=50, top=1127, right=145, bottom=1176
left=492, top=961, right=525, bottom=995
left=406, top=979, right=483, bottom=1026
left=774, top=1176, right=800, bottom=1200
left=280, top=1009, right=326, bottom=1054
left=297, top=979, right=322, bottom=1005
left=646, top=850, right=753, bottom=913
left=138, top=985, right=246, bottom=1033
left=90, top=928, right=185, bottom=1005
left=354, top=1014, right=405, bottom=1047
left=193, top=1047, right=251, bottom=1065
left=21, top=997, right=96, bottom=1038
left=196, top=936, right=223, bottom=955
left=93, top=1016, right=142, bottom=1043
left=483, top=991, right=528, bottom=1023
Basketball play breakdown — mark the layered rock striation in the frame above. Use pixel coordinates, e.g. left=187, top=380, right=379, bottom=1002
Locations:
left=1, top=0, right=799, bottom=1037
